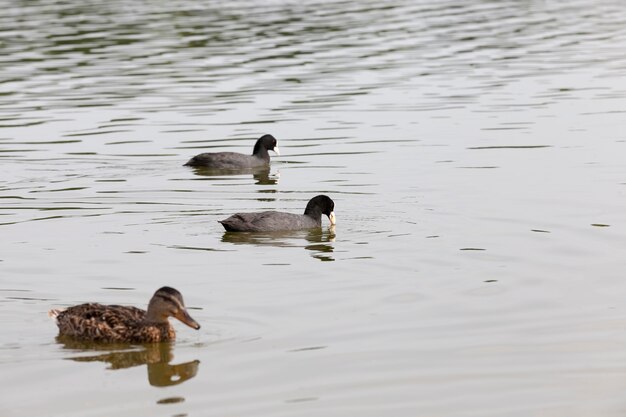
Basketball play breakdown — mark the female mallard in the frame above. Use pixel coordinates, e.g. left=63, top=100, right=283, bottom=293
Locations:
left=49, top=287, right=201, bottom=343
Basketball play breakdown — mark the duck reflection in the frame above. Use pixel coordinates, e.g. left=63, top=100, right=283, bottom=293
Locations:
left=221, top=226, right=336, bottom=261
left=56, top=337, right=200, bottom=387
left=189, top=166, right=279, bottom=185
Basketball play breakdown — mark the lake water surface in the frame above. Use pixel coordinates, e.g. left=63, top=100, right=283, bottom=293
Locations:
left=2, top=0, right=626, bottom=416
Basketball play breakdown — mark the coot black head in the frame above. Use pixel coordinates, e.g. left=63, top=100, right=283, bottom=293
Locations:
left=304, top=195, right=336, bottom=224
left=253, top=134, right=280, bottom=157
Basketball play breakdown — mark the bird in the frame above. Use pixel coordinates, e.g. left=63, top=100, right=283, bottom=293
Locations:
left=49, top=286, right=201, bottom=343
left=184, top=134, right=279, bottom=169
left=219, top=195, right=335, bottom=232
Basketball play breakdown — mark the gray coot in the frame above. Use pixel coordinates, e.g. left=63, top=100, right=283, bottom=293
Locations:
left=219, top=195, right=336, bottom=232
left=184, top=134, right=279, bottom=168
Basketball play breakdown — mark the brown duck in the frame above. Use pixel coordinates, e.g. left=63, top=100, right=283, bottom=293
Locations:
left=49, top=287, right=201, bottom=343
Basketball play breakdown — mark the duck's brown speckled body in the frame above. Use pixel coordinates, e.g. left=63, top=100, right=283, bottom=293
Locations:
left=49, top=287, right=200, bottom=343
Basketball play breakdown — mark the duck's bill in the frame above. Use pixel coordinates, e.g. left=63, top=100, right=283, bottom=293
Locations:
left=176, top=309, right=201, bottom=330
left=328, top=211, right=336, bottom=225
left=273, top=146, right=280, bottom=156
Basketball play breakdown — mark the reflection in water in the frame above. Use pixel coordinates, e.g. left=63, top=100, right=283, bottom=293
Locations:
left=188, top=166, right=279, bottom=185
left=221, top=226, right=336, bottom=261
left=56, top=337, right=200, bottom=387
left=156, top=396, right=186, bottom=404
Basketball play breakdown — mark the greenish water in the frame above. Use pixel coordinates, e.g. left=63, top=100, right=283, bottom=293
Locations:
left=2, top=0, right=626, bottom=416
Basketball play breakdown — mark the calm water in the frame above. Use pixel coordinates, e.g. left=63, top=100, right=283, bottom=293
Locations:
left=2, top=0, right=626, bottom=416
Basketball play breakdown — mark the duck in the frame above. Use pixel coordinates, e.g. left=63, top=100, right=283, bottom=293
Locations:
left=49, top=286, right=201, bottom=343
left=184, top=134, right=279, bottom=169
left=219, top=195, right=335, bottom=232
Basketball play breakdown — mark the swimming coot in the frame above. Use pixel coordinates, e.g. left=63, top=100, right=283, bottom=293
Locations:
left=184, top=134, right=279, bottom=169
left=219, top=195, right=335, bottom=232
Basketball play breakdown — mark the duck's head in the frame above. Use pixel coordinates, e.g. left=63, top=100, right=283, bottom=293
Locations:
left=146, top=287, right=201, bottom=330
left=254, top=134, right=280, bottom=156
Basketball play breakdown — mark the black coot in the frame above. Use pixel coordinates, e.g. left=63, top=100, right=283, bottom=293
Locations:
left=184, top=134, right=279, bottom=169
left=219, top=195, right=335, bottom=232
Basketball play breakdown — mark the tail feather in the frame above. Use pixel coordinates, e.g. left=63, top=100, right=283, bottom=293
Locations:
left=48, top=309, right=64, bottom=320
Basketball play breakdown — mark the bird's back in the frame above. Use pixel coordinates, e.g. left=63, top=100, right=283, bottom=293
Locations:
left=184, top=152, right=265, bottom=169
left=53, top=303, right=149, bottom=342
left=220, top=211, right=318, bottom=232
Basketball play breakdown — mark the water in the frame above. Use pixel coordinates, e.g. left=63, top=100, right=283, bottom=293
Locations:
left=2, top=0, right=626, bottom=415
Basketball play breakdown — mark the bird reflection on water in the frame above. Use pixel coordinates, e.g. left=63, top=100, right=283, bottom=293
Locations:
left=56, top=337, right=200, bottom=387
left=221, top=226, right=336, bottom=261
left=188, top=166, right=279, bottom=185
